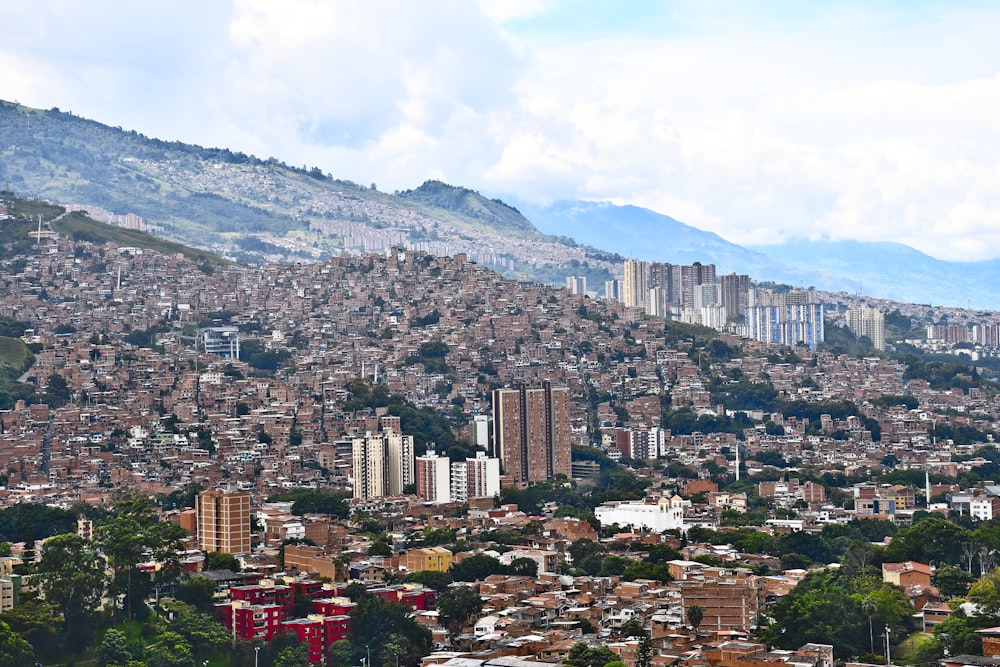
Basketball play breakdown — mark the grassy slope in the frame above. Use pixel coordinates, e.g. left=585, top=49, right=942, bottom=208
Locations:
left=0, top=337, right=32, bottom=380
left=52, top=210, right=229, bottom=266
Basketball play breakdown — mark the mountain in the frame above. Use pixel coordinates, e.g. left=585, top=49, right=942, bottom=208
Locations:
left=397, top=180, right=540, bottom=238
left=509, top=197, right=1000, bottom=307
left=3, top=98, right=995, bottom=308
left=0, top=101, right=548, bottom=262
left=748, top=240, right=1000, bottom=309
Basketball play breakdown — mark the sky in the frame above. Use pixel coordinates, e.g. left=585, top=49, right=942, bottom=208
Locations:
left=2, top=1, right=1000, bottom=261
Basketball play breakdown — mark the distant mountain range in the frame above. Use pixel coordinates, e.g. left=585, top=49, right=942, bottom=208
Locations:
left=511, top=198, right=1000, bottom=309
left=1, top=99, right=995, bottom=309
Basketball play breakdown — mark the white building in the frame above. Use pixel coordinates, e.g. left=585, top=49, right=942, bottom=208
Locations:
left=351, top=430, right=414, bottom=500
left=450, top=452, right=501, bottom=503
left=845, top=305, right=886, bottom=351
left=594, top=496, right=687, bottom=532
left=471, top=415, right=491, bottom=449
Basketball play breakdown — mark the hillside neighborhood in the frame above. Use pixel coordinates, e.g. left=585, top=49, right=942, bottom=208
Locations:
left=2, top=198, right=1000, bottom=667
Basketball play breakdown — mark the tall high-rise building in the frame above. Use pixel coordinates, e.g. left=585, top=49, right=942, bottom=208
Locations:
left=196, top=487, right=252, bottom=555
left=622, top=259, right=649, bottom=308
left=720, top=273, right=750, bottom=315
left=647, top=286, right=670, bottom=318
left=649, top=261, right=718, bottom=309
left=565, top=275, right=587, bottom=295
left=492, top=382, right=571, bottom=484
left=415, top=450, right=451, bottom=504
left=604, top=279, right=623, bottom=301
left=352, top=430, right=415, bottom=499
left=745, top=303, right=825, bottom=351
left=845, top=305, right=886, bottom=351
left=466, top=451, right=501, bottom=499
left=680, top=262, right=716, bottom=308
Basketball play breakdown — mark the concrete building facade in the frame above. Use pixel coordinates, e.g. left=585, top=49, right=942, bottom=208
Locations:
left=492, top=382, right=571, bottom=484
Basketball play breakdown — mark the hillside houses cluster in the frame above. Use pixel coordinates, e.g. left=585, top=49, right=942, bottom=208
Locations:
left=1, top=234, right=999, bottom=513
left=4, top=227, right=1000, bottom=663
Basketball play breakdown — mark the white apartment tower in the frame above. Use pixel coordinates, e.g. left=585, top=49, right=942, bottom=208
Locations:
left=352, top=430, right=415, bottom=500
left=622, top=259, right=649, bottom=309
left=565, top=275, right=587, bottom=295
left=845, top=305, right=886, bottom=351
left=451, top=452, right=501, bottom=503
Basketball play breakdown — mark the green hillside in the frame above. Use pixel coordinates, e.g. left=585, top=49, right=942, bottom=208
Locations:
left=398, top=180, right=541, bottom=238
left=52, top=210, right=228, bottom=266
left=0, top=334, right=35, bottom=410
left=0, top=336, right=32, bottom=379
left=0, top=193, right=228, bottom=266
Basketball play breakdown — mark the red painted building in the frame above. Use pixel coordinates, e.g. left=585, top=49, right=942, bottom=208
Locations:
left=281, top=617, right=326, bottom=664
left=230, top=584, right=294, bottom=614
left=225, top=603, right=284, bottom=642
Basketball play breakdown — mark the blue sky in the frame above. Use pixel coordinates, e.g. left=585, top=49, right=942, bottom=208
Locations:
left=2, top=1, right=999, bottom=262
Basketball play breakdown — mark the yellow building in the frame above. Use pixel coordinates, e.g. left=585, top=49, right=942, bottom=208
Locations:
left=405, top=546, right=453, bottom=572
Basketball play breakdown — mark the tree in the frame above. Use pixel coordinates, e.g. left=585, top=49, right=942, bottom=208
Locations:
left=369, top=540, right=392, bottom=557
left=44, top=372, right=71, bottom=406
left=171, top=608, right=231, bottom=658
left=0, top=595, right=60, bottom=660
left=861, top=595, right=877, bottom=654
left=403, top=570, right=454, bottom=591
left=883, top=516, right=971, bottom=567
left=635, top=635, right=652, bottom=667
left=508, top=557, right=539, bottom=577
left=146, top=631, right=197, bottom=667
left=970, top=567, right=1000, bottom=616
left=343, top=581, right=371, bottom=601
left=687, top=605, right=704, bottom=630
left=564, top=642, right=620, bottom=667
left=174, top=575, right=218, bottom=612
left=438, top=585, right=483, bottom=635
left=449, top=553, right=504, bottom=582
left=96, top=628, right=132, bottom=667
left=35, top=533, right=107, bottom=648
left=0, top=620, right=34, bottom=667
left=274, top=643, right=311, bottom=667
left=97, top=492, right=187, bottom=622
left=293, top=590, right=316, bottom=618
left=619, top=619, right=647, bottom=638
left=937, top=565, right=977, bottom=598
left=203, top=551, right=241, bottom=572
left=347, top=596, right=432, bottom=667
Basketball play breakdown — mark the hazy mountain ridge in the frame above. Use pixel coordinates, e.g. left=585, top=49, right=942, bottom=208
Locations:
left=511, top=199, right=860, bottom=293
left=514, top=197, right=999, bottom=307
left=2, top=99, right=994, bottom=308
left=748, top=240, right=1000, bottom=308
left=0, top=101, right=546, bottom=256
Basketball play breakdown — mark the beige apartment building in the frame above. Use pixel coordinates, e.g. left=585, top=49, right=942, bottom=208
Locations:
left=196, top=487, right=252, bottom=555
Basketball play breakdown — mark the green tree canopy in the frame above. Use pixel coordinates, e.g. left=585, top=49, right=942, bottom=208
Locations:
left=35, top=533, right=107, bottom=648
left=344, top=596, right=432, bottom=667
left=96, top=492, right=188, bottom=622
left=438, top=585, right=484, bottom=635
left=0, top=620, right=33, bottom=667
